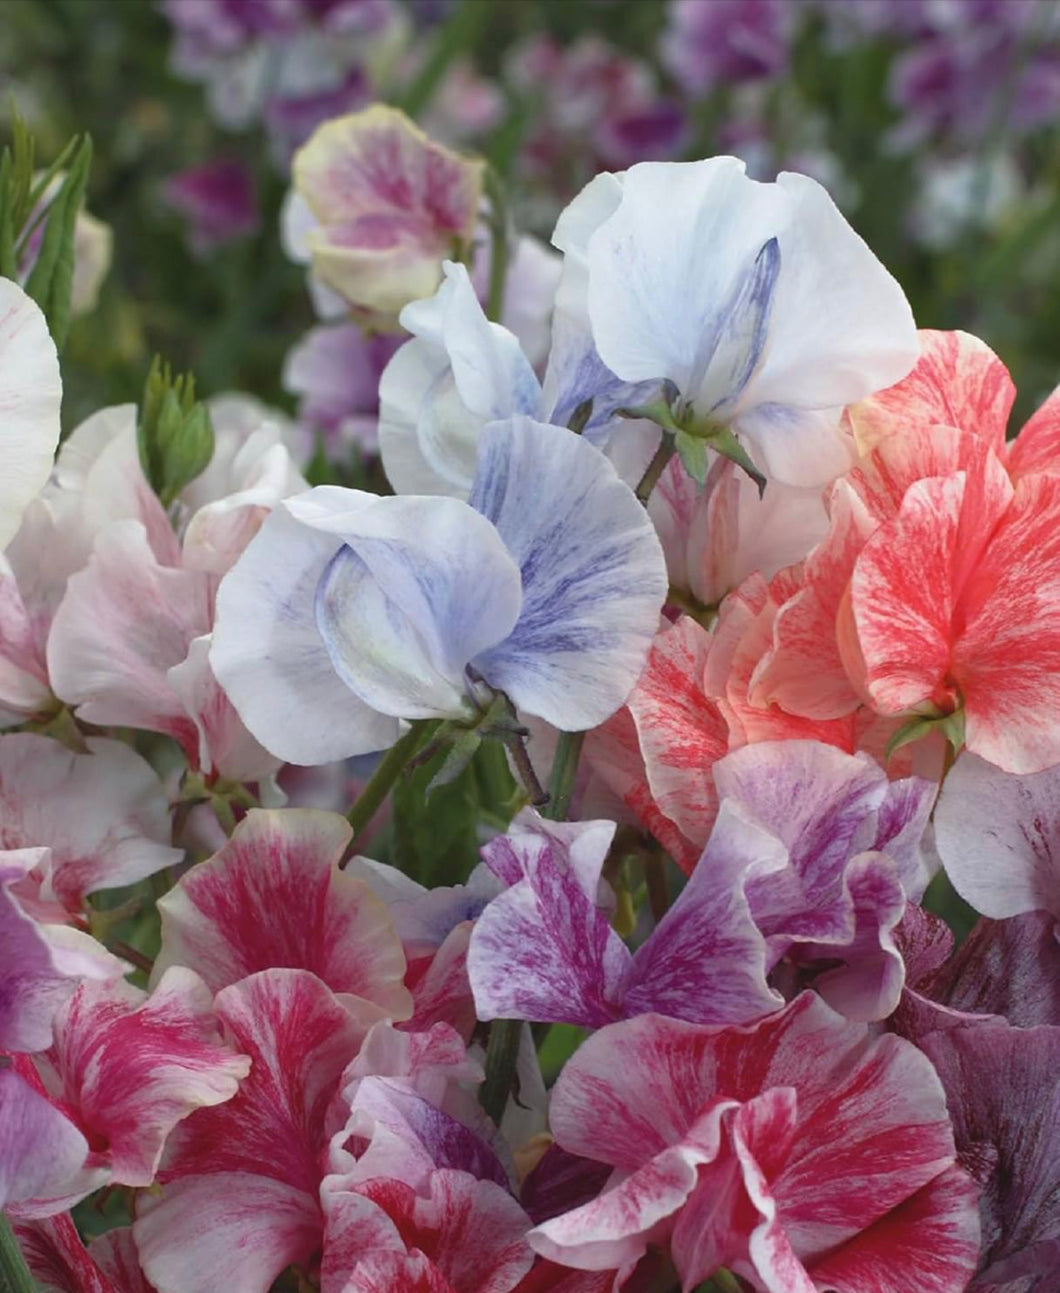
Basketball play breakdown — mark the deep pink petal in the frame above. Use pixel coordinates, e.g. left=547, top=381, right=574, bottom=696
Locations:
left=38, top=968, right=249, bottom=1189
left=155, top=808, right=411, bottom=1017
left=848, top=329, right=1014, bottom=457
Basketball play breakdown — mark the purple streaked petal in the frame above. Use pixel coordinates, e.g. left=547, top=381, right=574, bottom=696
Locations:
left=469, top=416, right=667, bottom=729
left=624, top=800, right=782, bottom=1025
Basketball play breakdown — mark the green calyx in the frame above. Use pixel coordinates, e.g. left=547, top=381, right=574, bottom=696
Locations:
left=138, top=355, right=215, bottom=507
left=619, top=389, right=766, bottom=496
left=885, top=705, right=966, bottom=762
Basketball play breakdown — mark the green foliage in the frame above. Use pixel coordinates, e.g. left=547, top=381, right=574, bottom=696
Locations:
left=0, top=109, right=92, bottom=349
left=23, top=134, right=92, bottom=349
left=137, top=355, right=215, bottom=506
left=388, top=739, right=521, bottom=890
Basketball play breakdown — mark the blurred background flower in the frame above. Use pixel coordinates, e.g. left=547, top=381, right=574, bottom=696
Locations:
left=6, top=0, right=1060, bottom=448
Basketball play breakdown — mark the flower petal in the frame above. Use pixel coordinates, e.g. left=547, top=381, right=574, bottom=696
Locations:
left=469, top=416, right=667, bottom=729
left=155, top=807, right=411, bottom=1017
left=210, top=503, right=401, bottom=764
left=0, top=280, right=62, bottom=549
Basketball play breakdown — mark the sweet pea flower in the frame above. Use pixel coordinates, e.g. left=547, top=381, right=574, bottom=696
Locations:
left=470, top=741, right=933, bottom=1029
left=154, top=807, right=413, bottom=1021
left=43, top=397, right=305, bottom=781
left=528, top=992, right=980, bottom=1292
left=0, top=733, right=180, bottom=916
left=292, top=104, right=484, bottom=318
left=0, top=279, right=62, bottom=550
left=0, top=848, right=126, bottom=1054
left=211, top=415, right=667, bottom=764
left=555, top=156, right=919, bottom=486
left=6, top=968, right=249, bottom=1219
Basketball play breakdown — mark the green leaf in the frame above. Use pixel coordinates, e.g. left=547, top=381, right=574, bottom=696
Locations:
left=23, top=133, right=92, bottom=349
left=390, top=746, right=482, bottom=889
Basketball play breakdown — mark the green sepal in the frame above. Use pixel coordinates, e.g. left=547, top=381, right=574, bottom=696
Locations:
left=426, top=726, right=482, bottom=793
left=617, top=397, right=684, bottom=436
left=885, top=707, right=965, bottom=762
left=674, top=428, right=711, bottom=484
left=702, top=425, right=767, bottom=498
left=138, top=356, right=216, bottom=506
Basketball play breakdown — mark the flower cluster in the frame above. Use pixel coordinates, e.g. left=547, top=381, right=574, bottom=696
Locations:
left=5, top=100, right=1060, bottom=1293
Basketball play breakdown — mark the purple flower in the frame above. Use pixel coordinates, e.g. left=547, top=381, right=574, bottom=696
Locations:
left=162, top=160, right=259, bottom=255
left=661, top=0, right=793, bottom=91
left=282, top=324, right=402, bottom=457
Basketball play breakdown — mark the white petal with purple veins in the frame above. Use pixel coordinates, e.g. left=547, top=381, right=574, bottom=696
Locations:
left=469, top=416, right=667, bottom=729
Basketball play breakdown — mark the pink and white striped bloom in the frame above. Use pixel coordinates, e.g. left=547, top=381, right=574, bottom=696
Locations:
left=529, top=993, right=980, bottom=1291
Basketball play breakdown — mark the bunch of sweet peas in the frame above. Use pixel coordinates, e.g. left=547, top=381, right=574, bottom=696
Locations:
left=3, top=101, right=1060, bottom=1293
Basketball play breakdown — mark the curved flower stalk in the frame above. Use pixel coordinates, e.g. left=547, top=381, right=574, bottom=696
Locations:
left=211, top=415, right=666, bottom=763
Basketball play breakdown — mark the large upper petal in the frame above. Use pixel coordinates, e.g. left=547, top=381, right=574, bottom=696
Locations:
left=0, top=280, right=62, bottom=550
left=934, top=753, right=1060, bottom=919
left=379, top=261, right=540, bottom=499
left=949, top=472, right=1060, bottom=772
left=210, top=501, right=401, bottom=764
left=469, top=416, right=667, bottom=729
left=848, top=329, right=1014, bottom=457
left=850, top=449, right=1014, bottom=719
left=155, top=808, right=411, bottom=1018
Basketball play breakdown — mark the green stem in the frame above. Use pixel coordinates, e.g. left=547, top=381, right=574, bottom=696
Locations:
left=479, top=1017, right=523, bottom=1125
left=635, top=435, right=676, bottom=505
left=345, top=721, right=440, bottom=846
left=484, top=168, right=510, bottom=324
left=542, top=730, right=585, bottom=822
left=504, top=731, right=549, bottom=807
left=0, top=1213, right=38, bottom=1293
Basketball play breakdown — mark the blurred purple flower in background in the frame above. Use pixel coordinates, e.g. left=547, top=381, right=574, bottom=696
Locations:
left=661, top=0, right=793, bottom=91
left=162, top=159, right=259, bottom=254
left=283, top=324, right=401, bottom=458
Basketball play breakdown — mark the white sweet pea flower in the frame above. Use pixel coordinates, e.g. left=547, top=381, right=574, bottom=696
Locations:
left=560, top=156, right=920, bottom=487
left=211, top=416, right=667, bottom=765
left=0, top=279, right=62, bottom=550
